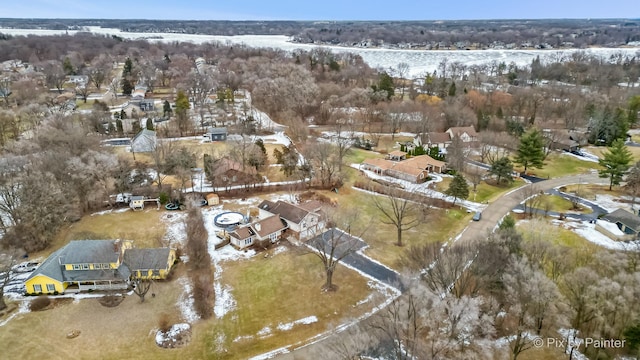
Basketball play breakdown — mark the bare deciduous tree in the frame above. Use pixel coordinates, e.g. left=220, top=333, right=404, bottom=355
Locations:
left=307, top=228, right=362, bottom=292
left=372, top=189, right=425, bottom=247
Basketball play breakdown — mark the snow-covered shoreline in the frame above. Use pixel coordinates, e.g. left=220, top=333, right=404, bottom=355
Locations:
left=2, top=27, right=639, bottom=77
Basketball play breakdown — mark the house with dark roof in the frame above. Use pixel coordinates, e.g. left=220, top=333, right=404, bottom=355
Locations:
left=601, top=208, right=640, bottom=240
left=257, top=200, right=323, bottom=240
left=229, top=215, right=289, bottom=249
left=24, top=240, right=175, bottom=295
left=124, top=248, right=176, bottom=280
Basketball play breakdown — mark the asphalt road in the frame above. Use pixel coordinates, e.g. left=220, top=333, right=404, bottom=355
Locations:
left=457, top=172, right=606, bottom=243
left=277, top=172, right=608, bottom=359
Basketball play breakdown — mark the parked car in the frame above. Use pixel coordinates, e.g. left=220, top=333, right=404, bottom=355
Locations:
left=472, top=211, right=482, bottom=221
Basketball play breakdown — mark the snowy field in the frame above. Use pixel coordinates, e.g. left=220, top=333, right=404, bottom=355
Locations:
left=1, top=27, right=638, bottom=77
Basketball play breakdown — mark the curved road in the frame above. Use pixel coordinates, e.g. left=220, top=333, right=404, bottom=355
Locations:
left=457, top=172, right=606, bottom=243
left=275, top=171, right=607, bottom=359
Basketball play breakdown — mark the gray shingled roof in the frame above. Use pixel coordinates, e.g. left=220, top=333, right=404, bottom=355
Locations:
left=124, top=248, right=171, bottom=271
left=25, top=240, right=127, bottom=283
left=60, top=240, right=122, bottom=264
left=603, top=209, right=640, bottom=231
left=258, top=200, right=309, bottom=225
left=25, top=247, right=66, bottom=282
left=207, top=127, right=228, bottom=135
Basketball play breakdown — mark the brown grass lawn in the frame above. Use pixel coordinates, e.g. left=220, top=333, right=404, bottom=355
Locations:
left=208, top=247, right=380, bottom=359
left=374, top=135, right=413, bottom=153
left=39, top=209, right=168, bottom=260
left=535, top=194, right=592, bottom=214
left=562, top=184, right=628, bottom=201
left=1, top=247, right=382, bottom=360
left=513, top=152, right=601, bottom=178
left=435, top=177, right=526, bottom=203
left=313, top=184, right=471, bottom=268
left=587, top=144, right=640, bottom=162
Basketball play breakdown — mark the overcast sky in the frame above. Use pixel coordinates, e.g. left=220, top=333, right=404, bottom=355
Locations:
left=2, top=0, right=638, bottom=20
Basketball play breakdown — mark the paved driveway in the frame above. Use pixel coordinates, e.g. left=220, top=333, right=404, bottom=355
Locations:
left=307, top=229, right=404, bottom=291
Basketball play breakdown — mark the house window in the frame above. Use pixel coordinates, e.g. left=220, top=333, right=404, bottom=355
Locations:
left=82, top=264, right=89, bottom=270
left=245, top=238, right=253, bottom=245
left=152, top=270, right=160, bottom=277
left=33, top=284, right=42, bottom=293
left=269, top=232, right=277, bottom=242
left=102, top=264, right=110, bottom=269
left=46, top=284, right=55, bottom=292
left=73, top=264, right=81, bottom=270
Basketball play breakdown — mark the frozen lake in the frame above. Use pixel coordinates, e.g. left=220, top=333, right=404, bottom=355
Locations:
left=2, top=26, right=639, bottom=77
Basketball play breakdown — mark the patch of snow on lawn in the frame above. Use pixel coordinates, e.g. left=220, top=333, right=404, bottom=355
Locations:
left=563, top=221, right=640, bottom=251
left=561, top=151, right=599, bottom=163
left=257, top=326, right=272, bottom=337
left=276, top=316, right=318, bottom=331
left=557, top=329, right=588, bottom=360
left=161, top=212, right=187, bottom=248
left=271, top=246, right=287, bottom=256
left=234, top=335, right=254, bottom=342
left=592, top=193, right=631, bottom=213
left=178, top=278, right=199, bottom=323
left=214, top=279, right=236, bottom=319
left=223, top=198, right=259, bottom=205
left=0, top=298, right=31, bottom=327
left=91, top=207, right=130, bottom=216
left=155, top=323, right=190, bottom=346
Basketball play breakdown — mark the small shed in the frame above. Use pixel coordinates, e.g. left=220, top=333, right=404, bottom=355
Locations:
left=204, top=127, right=228, bottom=142
left=206, top=193, right=220, bottom=206
left=130, top=196, right=145, bottom=210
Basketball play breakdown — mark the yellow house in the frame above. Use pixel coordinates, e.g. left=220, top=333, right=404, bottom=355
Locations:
left=24, top=240, right=174, bottom=295
left=123, top=248, right=176, bottom=280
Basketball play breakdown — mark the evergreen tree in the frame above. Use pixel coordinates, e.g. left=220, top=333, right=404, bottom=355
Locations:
left=163, top=100, right=172, bottom=118
left=121, top=78, right=133, bottom=96
left=499, top=214, right=516, bottom=230
left=62, top=57, right=74, bottom=75
left=629, top=95, right=640, bottom=125
left=115, top=119, right=123, bottom=136
left=132, top=121, right=141, bottom=134
left=373, top=72, right=394, bottom=100
left=145, top=118, right=154, bottom=131
left=490, top=156, right=514, bottom=184
left=599, top=139, right=633, bottom=190
left=123, top=57, right=133, bottom=76
left=445, top=174, right=469, bottom=206
left=448, top=81, right=457, bottom=97
left=255, top=138, right=266, bottom=155
left=515, top=128, right=545, bottom=175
